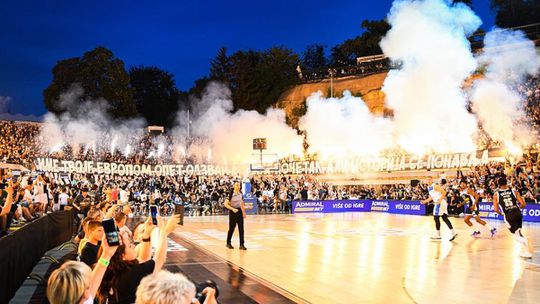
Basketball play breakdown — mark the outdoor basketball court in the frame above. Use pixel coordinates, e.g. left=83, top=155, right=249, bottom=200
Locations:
left=170, top=213, right=540, bottom=304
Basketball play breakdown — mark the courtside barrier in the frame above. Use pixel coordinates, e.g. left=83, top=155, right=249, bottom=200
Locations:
left=0, top=210, right=74, bottom=303
left=292, top=200, right=540, bottom=222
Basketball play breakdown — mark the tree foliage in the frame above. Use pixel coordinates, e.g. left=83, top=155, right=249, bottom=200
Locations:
left=129, top=66, right=183, bottom=127
left=209, top=47, right=233, bottom=84
left=204, top=46, right=299, bottom=113
left=491, top=0, right=540, bottom=29
left=43, top=46, right=137, bottom=118
left=301, top=44, right=328, bottom=72
left=331, top=19, right=390, bottom=65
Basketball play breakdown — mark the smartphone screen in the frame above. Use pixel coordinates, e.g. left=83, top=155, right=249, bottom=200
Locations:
left=150, top=205, right=158, bottom=225
left=102, top=218, right=120, bottom=246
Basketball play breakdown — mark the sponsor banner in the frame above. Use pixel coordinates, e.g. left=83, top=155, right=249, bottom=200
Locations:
left=243, top=193, right=258, bottom=215
left=365, top=200, right=426, bottom=215
left=478, top=202, right=540, bottom=222
left=292, top=200, right=425, bottom=215
left=34, top=157, right=231, bottom=176
left=292, top=200, right=370, bottom=213
left=387, top=200, right=425, bottom=215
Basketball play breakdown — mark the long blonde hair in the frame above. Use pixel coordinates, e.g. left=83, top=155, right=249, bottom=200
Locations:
left=47, top=261, right=91, bottom=304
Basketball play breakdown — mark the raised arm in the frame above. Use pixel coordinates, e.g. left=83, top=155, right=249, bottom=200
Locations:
left=88, top=236, right=118, bottom=298
left=137, top=217, right=155, bottom=263
left=153, top=215, right=179, bottom=274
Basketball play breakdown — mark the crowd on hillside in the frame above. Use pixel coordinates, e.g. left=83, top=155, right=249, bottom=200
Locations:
left=299, top=58, right=391, bottom=82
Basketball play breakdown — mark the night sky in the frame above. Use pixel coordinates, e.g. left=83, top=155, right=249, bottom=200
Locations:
left=0, top=0, right=495, bottom=116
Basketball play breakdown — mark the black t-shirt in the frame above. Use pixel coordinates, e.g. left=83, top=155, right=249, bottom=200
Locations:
left=300, top=189, right=308, bottom=201
left=113, top=259, right=155, bottom=304
left=80, top=241, right=101, bottom=266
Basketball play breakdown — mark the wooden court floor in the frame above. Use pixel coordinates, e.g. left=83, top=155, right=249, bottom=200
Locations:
left=173, top=213, right=540, bottom=304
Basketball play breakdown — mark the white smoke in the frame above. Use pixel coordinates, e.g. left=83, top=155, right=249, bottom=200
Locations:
left=0, top=96, right=11, bottom=113
left=299, top=91, right=393, bottom=158
left=172, top=82, right=303, bottom=165
left=36, top=0, right=540, bottom=168
left=379, top=0, right=481, bottom=154
left=471, top=29, right=540, bottom=152
left=40, top=85, right=146, bottom=156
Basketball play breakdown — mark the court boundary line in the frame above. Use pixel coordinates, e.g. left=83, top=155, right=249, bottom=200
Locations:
left=401, top=277, right=419, bottom=304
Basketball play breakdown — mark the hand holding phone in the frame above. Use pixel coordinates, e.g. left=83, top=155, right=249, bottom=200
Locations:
left=102, top=218, right=120, bottom=246
left=149, top=205, right=158, bottom=225
left=100, top=235, right=119, bottom=259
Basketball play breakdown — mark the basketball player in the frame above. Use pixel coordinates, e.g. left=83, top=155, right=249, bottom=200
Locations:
left=459, top=180, right=496, bottom=237
left=493, top=177, right=533, bottom=258
left=421, top=177, right=457, bottom=241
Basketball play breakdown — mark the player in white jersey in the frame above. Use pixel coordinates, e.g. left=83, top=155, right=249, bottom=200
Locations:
left=421, top=177, right=457, bottom=241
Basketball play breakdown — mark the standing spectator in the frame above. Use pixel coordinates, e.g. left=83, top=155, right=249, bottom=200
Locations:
left=80, top=221, right=105, bottom=266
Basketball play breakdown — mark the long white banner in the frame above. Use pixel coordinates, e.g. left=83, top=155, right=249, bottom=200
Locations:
left=35, top=150, right=492, bottom=176
left=34, top=158, right=231, bottom=176
left=277, top=150, right=491, bottom=175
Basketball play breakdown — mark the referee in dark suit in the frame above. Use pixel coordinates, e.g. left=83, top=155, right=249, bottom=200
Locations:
left=225, top=182, right=247, bottom=250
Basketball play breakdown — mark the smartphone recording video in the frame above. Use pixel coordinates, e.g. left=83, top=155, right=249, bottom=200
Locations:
left=150, top=205, right=158, bottom=225
left=102, top=218, right=120, bottom=246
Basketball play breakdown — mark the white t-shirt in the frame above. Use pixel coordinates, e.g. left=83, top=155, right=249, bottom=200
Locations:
left=59, top=193, right=70, bottom=206
left=23, top=189, right=33, bottom=203
left=120, top=189, right=130, bottom=204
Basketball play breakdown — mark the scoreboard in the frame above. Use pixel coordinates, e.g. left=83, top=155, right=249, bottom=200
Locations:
left=253, top=138, right=267, bottom=150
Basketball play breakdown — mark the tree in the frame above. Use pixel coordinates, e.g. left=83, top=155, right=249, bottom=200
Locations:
left=188, top=76, right=212, bottom=100
left=129, top=66, right=182, bottom=127
left=228, top=50, right=263, bottom=111
left=331, top=19, right=390, bottom=65
left=43, top=46, right=137, bottom=118
left=209, top=47, right=232, bottom=83
left=255, top=47, right=300, bottom=112
left=301, top=44, right=328, bottom=72
left=491, top=0, right=540, bottom=29
left=227, top=47, right=299, bottom=113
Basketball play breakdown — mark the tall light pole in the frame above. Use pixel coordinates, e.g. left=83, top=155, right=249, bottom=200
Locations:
left=328, top=68, right=335, bottom=98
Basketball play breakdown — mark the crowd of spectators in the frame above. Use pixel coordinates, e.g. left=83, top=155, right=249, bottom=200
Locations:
left=520, top=76, right=540, bottom=128
left=298, top=58, right=392, bottom=83
left=0, top=120, right=211, bottom=167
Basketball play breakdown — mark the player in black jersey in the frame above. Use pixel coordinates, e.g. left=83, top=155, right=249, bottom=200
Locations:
left=493, top=177, right=534, bottom=258
left=458, top=180, right=496, bottom=238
